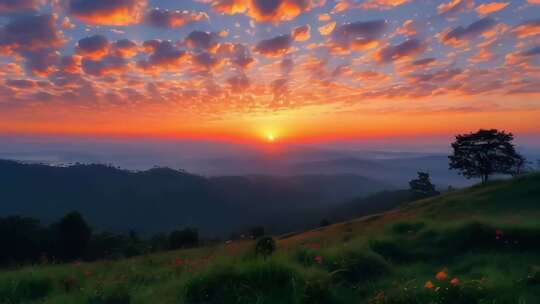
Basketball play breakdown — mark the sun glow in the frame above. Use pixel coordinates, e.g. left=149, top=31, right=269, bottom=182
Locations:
left=267, top=133, right=276, bottom=142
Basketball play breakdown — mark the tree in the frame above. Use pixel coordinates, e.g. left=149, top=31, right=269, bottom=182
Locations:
left=255, top=236, right=276, bottom=259
left=168, top=228, right=199, bottom=249
left=449, top=129, right=524, bottom=183
left=250, top=226, right=265, bottom=239
left=409, top=172, right=439, bottom=199
left=55, top=211, right=92, bottom=261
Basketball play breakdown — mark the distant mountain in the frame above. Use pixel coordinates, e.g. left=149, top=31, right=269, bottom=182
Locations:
left=0, top=160, right=391, bottom=236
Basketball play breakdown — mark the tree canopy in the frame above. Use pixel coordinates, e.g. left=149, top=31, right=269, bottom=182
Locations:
left=449, top=129, right=524, bottom=183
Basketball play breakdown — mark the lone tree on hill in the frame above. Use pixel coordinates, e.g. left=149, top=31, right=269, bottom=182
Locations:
left=449, top=129, right=524, bottom=183
left=409, top=172, right=439, bottom=199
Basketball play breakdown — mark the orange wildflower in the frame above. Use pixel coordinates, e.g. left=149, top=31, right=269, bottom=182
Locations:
left=450, top=277, right=460, bottom=285
left=424, top=280, right=434, bottom=289
left=435, top=270, right=448, bottom=281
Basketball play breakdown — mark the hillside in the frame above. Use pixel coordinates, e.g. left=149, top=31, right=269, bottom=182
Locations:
left=1, top=173, right=539, bottom=303
left=0, top=160, right=391, bottom=236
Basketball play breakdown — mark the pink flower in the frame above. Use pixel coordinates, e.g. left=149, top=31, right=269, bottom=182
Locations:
left=314, top=256, right=323, bottom=264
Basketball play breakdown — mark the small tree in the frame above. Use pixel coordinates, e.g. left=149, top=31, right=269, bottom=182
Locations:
left=168, top=228, right=199, bottom=249
left=409, top=172, right=439, bottom=199
left=255, top=236, right=276, bottom=259
left=449, top=129, right=524, bottom=183
left=250, top=226, right=265, bottom=239
left=55, top=211, right=92, bottom=261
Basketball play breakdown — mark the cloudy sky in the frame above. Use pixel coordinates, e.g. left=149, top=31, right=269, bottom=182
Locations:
left=1, top=0, right=539, bottom=144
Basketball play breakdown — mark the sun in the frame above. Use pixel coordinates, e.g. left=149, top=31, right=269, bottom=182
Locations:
left=267, top=134, right=276, bottom=142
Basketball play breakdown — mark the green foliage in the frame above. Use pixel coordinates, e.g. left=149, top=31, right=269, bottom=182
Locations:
left=0, top=273, right=53, bottom=303
left=0, top=173, right=539, bottom=304
left=183, top=260, right=309, bottom=304
left=449, top=129, right=524, bottom=182
left=255, top=236, right=276, bottom=258
left=321, top=249, right=390, bottom=284
left=409, top=172, right=439, bottom=199
left=54, top=211, right=92, bottom=261
left=87, top=284, right=131, bottom=304
left=168, top=228, right=199, bottom=250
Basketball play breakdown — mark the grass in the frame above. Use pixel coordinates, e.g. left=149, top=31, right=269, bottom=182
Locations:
left=1, top=173, right=540, bottom=303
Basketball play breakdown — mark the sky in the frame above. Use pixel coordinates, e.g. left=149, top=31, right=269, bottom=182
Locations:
left=1, top=0, right=540, bottom=146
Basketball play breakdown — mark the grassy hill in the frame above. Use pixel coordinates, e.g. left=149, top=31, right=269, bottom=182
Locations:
left=1, top=174, right=539, bottom=303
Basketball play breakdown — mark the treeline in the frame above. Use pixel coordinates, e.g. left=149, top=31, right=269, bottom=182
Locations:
left=0, top=212, right=199, bottom=267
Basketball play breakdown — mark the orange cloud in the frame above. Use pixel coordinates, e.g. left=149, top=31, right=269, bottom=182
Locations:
left=318, top=21, right=336, bottom=36
left=360, top=0, right=412, bottom=10
left=292, top=25, right=311, bottom=42
left=437, top=0, right=474, bottom=17
left=145, top=8, right=209, bottom=28
left=476, top=2, right=508, bottom=16
left=68, top=0, right=147, bottom=26
left=208, top=0, right=324, bottom=23
left=513, top=19, right=540, bottom=39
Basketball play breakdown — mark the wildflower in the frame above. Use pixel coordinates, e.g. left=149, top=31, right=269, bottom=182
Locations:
left=314, top=256, right=323, bottom=264
left=424, top=280, right=434, bottom=289
left=450, top=277, right=459, bottom=285
left=435, top=270, right=448, bottom=281
left=495, top=229, right=504, bottom=240
left=174, top=257, right=183, bottom=266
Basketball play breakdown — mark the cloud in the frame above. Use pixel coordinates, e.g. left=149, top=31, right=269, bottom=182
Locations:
left=475, top=2, right=509, bottom=16
left=67, top=0, right=147, bottom=26
left=318, top=21, right=336, bottom=36
left=138, top=40, right=187, bottom=71
left=191, top=52, right=222, bottom=70
left=82, top=55, right=128, bottom=76
left=207, top=0, right=324, bottom=23
left=0, top=0, right=43, bottom=12
left=441, top=17, right=497, bottom=46
left=20, top=49, right=60, bottom=76
left=185, top=31, right=220, bottom=51
left=375, top=38, right=426, bottom=63
left=512, top=19, right=540, bottom=39
left=360, top=0, right=412, bottom=10
left=226, top=43, right=255, bottom=68
left=112, top=39, right=138, bottom=58
left=227, top=73, right=250, bottom=93
left=0, top=14, right=64, bottom=54
left=521, top=46, right=540, bottom=57
left=330, top=20, right=387, bottom=53
left=145, top=8, right=208, bottom=28
left=437, top=0, right=474, bottom=18
left=76, top=35, right=110, bottom=59
left=5, top=79, right=37, bottom=89
left=254, top=34, right=293, bottom=57
left=0, top=14, right=64, bottom=76
left=292, top=25, right=311, bottom=42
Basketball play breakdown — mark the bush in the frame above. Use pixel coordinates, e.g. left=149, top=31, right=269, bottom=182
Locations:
left=0, top=275, right=53, bottom=303
left=369, top=238, right=412, bottom=263
left=168, top=228, right=199, bottom=250
left=255, top=236, right=276, bottom=258
left=322, top=249, right=390, bottom=284
left=183, top=260, right=305, bottom=304
left=391, top=221, right=425, bottom=235
left=88, top=285, right=131, bottom=304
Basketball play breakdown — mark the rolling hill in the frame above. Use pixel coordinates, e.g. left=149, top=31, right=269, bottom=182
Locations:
left=0, top=160, right=392, bottom=236
left=1, top=173, right=539, bottom=303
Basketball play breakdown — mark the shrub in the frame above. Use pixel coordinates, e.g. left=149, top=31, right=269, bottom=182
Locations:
left=255, top=236, right=276, bottom=259
left=183, top=260, right=305, bottom=304
left=322, top=249, right=390, bottom=284
left=0, top=275, right=53, bottom=303
left=369, top=238, right=412, bottom=263
left=88, top=285, right=131, bottom=304
left=391, top=221, right=425, bottom=235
